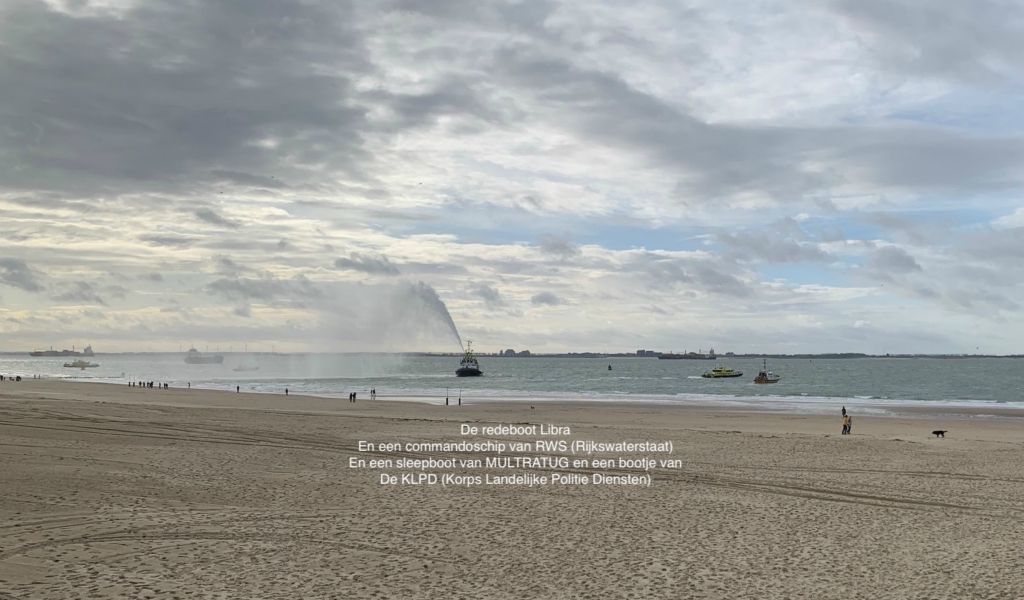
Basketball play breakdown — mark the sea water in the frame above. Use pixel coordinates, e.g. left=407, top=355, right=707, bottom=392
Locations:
left=1, top=353, right=1022, bottom=414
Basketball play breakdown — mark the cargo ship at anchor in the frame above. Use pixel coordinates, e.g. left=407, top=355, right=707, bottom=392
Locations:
left=31, top=345, right=94, bottom=357
left=185, top=347, right=224, bottom=364
left=658, top=348, right=716, bottom=360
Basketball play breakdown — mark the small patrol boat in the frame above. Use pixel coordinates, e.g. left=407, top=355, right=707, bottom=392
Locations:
left=753, top=359, right=781, bottom=384
left=701, top=365, right=743, bottom=378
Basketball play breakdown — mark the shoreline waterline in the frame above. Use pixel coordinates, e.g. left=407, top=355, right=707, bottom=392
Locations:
left=6, top=378, right=1024, bottom=422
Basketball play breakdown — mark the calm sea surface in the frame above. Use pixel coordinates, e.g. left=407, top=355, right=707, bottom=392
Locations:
left=2, top=353, right=1023, bottom=414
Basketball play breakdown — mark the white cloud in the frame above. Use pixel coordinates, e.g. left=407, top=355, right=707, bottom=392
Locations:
left=1, top=0, right=1023, bottom=353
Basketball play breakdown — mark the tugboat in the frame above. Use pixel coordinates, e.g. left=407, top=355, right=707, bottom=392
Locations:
left=456, top=341, right=482, bottom=377
left=701, top=365, right=743, bottom=378
left=184, top=347, right=224, bottom=364
left=63, top=359, right=99, bottom=369
left=753, top=359, right=781, bottom=384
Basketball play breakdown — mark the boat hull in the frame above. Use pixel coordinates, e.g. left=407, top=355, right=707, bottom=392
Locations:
left=702, top=372, right=743, bottom=378
left=456, top=367, right=482, bottom=377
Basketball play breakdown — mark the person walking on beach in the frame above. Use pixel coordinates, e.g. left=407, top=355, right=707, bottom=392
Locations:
left=842, top=406, right=847, bottom=417
left=846, top=414, right=853, bottom=435
left=236, top=385, right=239, bottom=393
left=841, top=414, right=850, bottom=435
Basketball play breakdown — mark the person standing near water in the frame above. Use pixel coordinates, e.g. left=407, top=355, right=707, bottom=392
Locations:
left=842, top=406, right=847, bottom=417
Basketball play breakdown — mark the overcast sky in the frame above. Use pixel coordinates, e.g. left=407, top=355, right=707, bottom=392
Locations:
left=2, top=0, right=1024, bottom=353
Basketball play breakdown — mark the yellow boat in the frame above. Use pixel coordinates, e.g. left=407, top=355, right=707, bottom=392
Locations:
left=701, top=365, right=743, bottom=378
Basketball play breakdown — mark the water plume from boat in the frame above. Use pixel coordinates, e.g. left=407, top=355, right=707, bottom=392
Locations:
left=302, top=280, right=465, bottom=354
left=399, top=281, right=463, bottom=351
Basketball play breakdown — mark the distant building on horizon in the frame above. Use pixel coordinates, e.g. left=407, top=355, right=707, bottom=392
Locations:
left=636, top=349, right=659, bottom=357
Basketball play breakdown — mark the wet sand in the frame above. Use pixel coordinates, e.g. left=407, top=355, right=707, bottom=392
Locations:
left=1, top=380, right=1023, bottom=599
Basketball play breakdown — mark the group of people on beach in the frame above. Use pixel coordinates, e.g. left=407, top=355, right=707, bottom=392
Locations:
left=129, top=381, right=167, bottom=389
left=347, top=388, right=376, bottom=402
left=841, top=406, right=853, bottom=435
left=0, top=375, right=23, bottom=382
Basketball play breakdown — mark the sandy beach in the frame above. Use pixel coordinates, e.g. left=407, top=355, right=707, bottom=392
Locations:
left=1, top=380, right=1023, bottom=599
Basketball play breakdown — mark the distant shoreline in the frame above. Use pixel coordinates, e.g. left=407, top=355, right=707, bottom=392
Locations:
left=3, top=351, right=1023, bottom=359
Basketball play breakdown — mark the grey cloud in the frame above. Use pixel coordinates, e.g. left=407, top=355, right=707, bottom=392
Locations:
left=717, top=232, right=831, bottom=263
left=105, top=284, right=128, bottom=300
left=691, top=264, right=753, bottom=298
left=471, top=283, right=505, bottom=308
left=205, top=275, right=322, bottom=303
left=365, top=82, right=505, bottom=130
left=214, top=256, right=249, bottom=275
left=202, top=272, right=321, bottom=313
left=0, top=0, right=371, bottom=194
left=140, top=234, right=193, bottom=247
left=494, top=47, right=1024, bottom=202
left=210, top=170, right=288, bottom=189
left=383, top=0, right=556, bottom=32
left=531, top=291, right=563, bottom=305
left=537, top=234, right=579, bottom=258
left=141, top=272, right=164, bottom=282
left=946, top=286, right=1019, bottom=311
left=902, top=280, right=1018, bottom=313
left=333, top=253, right=400, bottom=275
left=401, top=262, right=469, bottom=275
left=960, top=227, right=1024, bottom=263
left=852, top=235, right=1022, bottom=313
left=832, top=0, right=1024, bottom=82
left=870, top=246, right=922, bottom=273
left=0, top=258, right=44, bottom=292
left=233, top=304, right=252, bottom=318
left=53, top=281, right=106, bottom=305
left=860, top=212, right=952, bottom=246
left=629, top=252, right=754, bottom=298
left=195, top=208, right=240, bottom=229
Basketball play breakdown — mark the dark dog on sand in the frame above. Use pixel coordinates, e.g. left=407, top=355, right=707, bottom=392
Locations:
left=932, top=430, right=947, bottom=438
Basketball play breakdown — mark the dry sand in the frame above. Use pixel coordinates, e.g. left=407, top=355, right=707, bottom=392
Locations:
left=1, top=380, right=1023, bottom=599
